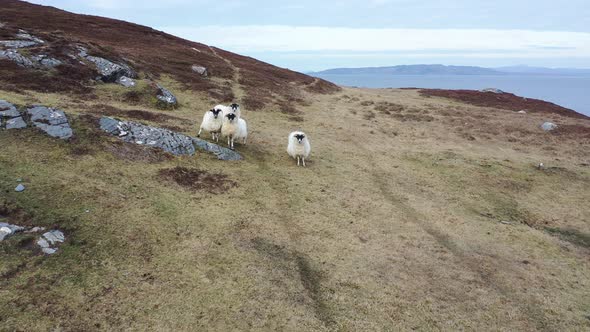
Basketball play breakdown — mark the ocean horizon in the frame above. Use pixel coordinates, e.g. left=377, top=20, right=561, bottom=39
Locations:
left=312, top=73, right=590, bottom=117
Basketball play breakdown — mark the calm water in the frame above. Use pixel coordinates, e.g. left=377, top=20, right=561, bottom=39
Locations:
left=313, top=74, right=590, bottom=116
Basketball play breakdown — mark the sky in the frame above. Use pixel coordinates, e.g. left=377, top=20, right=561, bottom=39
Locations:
left=25, top=0, right=590, bottom=71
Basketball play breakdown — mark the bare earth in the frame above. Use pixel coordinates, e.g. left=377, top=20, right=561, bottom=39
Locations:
left=1, top=82, right=589, bottom=331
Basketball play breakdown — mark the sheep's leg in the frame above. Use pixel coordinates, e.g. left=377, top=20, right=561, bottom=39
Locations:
left=197, top=127, right=202, bottom=137
left=231, top=137, right=235, bottom=150
left=302, top=157, right=306, bottom=167
left=243, top=137, right=247, bottom=144
left=297, top=156, right=300, bottom=166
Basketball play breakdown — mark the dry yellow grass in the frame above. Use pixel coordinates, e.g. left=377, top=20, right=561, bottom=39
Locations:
left=1, top=83, right=589, bottom=331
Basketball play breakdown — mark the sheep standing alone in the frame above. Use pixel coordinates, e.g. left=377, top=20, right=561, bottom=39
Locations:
left=197, top=108, right=223, bottom=142
left=221, top=113, right=245, bottom=149
left=287, top=131, right=311, bottom=166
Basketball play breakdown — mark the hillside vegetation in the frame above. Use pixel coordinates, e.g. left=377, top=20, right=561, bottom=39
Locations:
left=1, top=1, right=590, bottom=331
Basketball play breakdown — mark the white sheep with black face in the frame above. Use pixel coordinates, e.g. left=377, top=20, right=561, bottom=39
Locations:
left=216, top=103, right=241, bottom=119
left=221, top=113, right=247, bottom=149
left=197, top=108, right=223, bottom=142
left=287, top=131, right=311, bottom=167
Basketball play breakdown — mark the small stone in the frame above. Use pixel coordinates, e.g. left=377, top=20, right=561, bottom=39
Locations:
left=5, top=116, right=27, bottom=129
left=517, top=110, right=527, bottom=114
left=37, top=237, right=50, bottom=248
left=15, top=184, right=25, bottom=192
left=541, top=122, right=558, bottom=131
left=0, top=226, right=12, bottom=234
left=16, top=178, right=23, bottom=182
left=41, top=247, right=57, bottom=255
left=116, top=76, right=136, bottom=87
left=481, top=88, right=505, bottom=94
left=500, top=220, right=511, bottom=225
left=43, top=230, right=65, bottom=245
left=191, top=65, right=208, bottom=76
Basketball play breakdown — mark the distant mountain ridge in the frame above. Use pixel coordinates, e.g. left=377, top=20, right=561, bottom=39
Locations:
left=312, top=64, right=590, bottom=76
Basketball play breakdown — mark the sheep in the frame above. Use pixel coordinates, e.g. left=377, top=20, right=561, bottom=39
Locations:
left=197, top=108, right=223, bottom=142
left=287, top=131, right=311, bottom=166
left=216, top=103, right=241, bottom=119
left=221, top=113, right=242, bottom=149
left=235, top=117, right=248, bottom=145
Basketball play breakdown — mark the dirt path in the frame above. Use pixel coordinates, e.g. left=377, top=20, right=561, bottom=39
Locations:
left=208, top=46, right=245, bottom=102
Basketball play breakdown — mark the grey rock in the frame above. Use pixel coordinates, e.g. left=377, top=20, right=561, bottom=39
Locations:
left=99, top=116, right=242, bottom=160
left=0, top=100, right=19, bottom=117
left=0, top=222, right=26, bottom=241
left=0, top=49, right=34, bottom=67
left=15, top=30, right=45, bottom=44
left=155, top=84, right=178, bottom=108
left=541, top=122, right=558, bottom=131
left=30, top=54, right=62, bottom=68
left=41, top=247, right=57, bottom=254
left=26, top=106, right=73, bottom=139
left=85, top=55, right=136, bottom=82
left=191, top=65, right=208, bottom=76
left=43, top=230, right=65, bottom=245
left=481, top=88, right=505, bottom=94
left=5, top=116, right=27, bottom=129
left=0, top=40, right=38, bottom=48
left=37, top=237, right=50, bottom=248
left=37, top=230, right=65, bottom=254
left=15, top=184, right=25, bottom=192
left=116, top=76, right=136, bottom=87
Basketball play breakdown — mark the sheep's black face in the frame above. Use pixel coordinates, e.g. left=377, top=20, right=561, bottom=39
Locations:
left=211, top=109, right=222, bottom=119
left=295, top=134, right=305, bottom=143
left=230, top=103, right=239, bottom=111
left=226, top=113, right=236, bottom=122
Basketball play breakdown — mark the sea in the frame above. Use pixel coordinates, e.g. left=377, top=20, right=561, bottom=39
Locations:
left=312, top=74, right=590, bottom=116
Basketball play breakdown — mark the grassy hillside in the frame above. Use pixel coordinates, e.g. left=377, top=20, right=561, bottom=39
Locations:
left=2, top=2, right=590, bottom=331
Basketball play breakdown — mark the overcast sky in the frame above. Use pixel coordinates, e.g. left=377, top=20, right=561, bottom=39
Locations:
left=26, top=0, right=590, bottom=71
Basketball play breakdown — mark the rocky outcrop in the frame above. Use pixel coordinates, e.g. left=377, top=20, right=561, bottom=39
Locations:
left=99, top=116, right=242, bottom=160
left=75, top=46, right=136, bottom=82
left=155, top=83, right=178, bottom=109
left=0, top=30, right=61, bottom=68
left=1, top=101, right=73, bottom=139
left=0, top=221, right=65, bottom=255
left=26, top=106, right=73, bottom=139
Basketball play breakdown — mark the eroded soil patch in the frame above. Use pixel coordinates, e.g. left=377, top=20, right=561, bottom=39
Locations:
left=158, top=167, right=237, bottom=193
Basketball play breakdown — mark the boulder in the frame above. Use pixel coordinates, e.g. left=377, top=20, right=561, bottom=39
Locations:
left=191, top=65, right=208, bottom=76
left=541, top=122, right=558, bottom=131
left=26, top=106, right=73, bottom=139
left=155, top=83, right=178, bottom=109
left=99, top=116, right=242, bottom=160
left=116, top=76, right=136, bottom=87
left=85, top=55, right=137, bottom=82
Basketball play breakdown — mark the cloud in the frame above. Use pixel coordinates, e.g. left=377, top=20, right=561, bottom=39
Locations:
left=160, top=25, right=590, bottom=59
